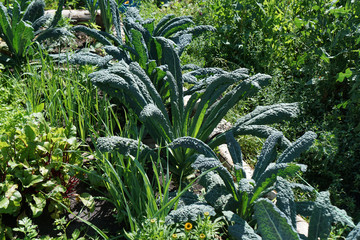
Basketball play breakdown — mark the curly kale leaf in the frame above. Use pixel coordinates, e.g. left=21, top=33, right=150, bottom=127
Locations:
left=165, top=202, right=215, bottom=225
left=223, top=211, right=261, bottom=240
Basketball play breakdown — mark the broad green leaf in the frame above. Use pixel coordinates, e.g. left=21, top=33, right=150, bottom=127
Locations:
left=0, top=141, right=10, bottom=148
left=22, top=173, right=43, bottom=188
left=153, top=14, right=175, bottom=36
left=0, top=183, right=21, bottom=214
left=140, top=103, right=174, bottom=142
left=0, top=197, right=9, bottom=210
left=199, top=75, right=270, bottom=141
left=225, top=130, right=246, bottom=180
left=308, top=191, right=354, bottom=240
left=170, top=137, right=217, bottom=159
left=254, top=199, right=299, bottom=240
left=192, top=154, right=237, bottom=198
left=235, top=103, right=299, bottom=127
left=79, top=192, right=95, bottom=212
left=143, top=19, right=155, bottom=35
left=29, top=193, right=46, bottom=217
left=130, top=29, right=148, bottom=69
left=154, top=37, right=183, bottom=95
left=160, top=17, right=194, bottom=38
left=33, top=103, right=44, bottom=113
left=49, top=0, right=64, bottom=28
left=11, top=1, right=21, bottom=28
left=24, top=124, right=36, bottom=142
left=0, top=3, right=11, bottom=42
left=337, top=68, right=352, bottom=83
left=251, top=163, right=306, bottom=204
left=129, top=62, right=169, bottom=119
left=13, top=20, right=34, bottom=57
left=51, top=185, right=66, bottom=194
left=253, top=132, right=283, bottom=181
left=277, top=131, right=317, bottom=164
left=346, top=222, right=360, bottom=240
left=96, top=136, right=154, bottom=160
left=72, top=26, right=112, bottom=46
left=275, top=177, right=297, bottom=228
left=23, top=0, right=45, bottom=23
left=109, top=0, right=122, bottom=41
left=223, top=211, right=261, bottom=240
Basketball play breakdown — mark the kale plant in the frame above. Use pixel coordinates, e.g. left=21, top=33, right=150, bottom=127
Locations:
left=166, top=130, right=359, bottom=239
left=0, top=0, right=70, bottom=68
left=91, top=53, right=298, bottom=180
left=70, top=4, right=215, bottom=72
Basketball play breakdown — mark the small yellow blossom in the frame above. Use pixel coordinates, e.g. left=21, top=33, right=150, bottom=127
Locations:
left=124, top=1, right=129, bottom=4
left=204, top=212, right=209, bottom=217
left=199, top=233, right=206, bottom=239
left=184, top=222, right=193, bottom=231
left=171, top=234, right=178, bottom=239
left=150, top=218, right=156, bottom=224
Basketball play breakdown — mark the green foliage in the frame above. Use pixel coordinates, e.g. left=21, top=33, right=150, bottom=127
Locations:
left=9, top=54, right=123, bottom=142
left=254, top=198, right=299, bottom=240
left=92, top=138, right=212, bottom=234
left=168, top=130, right=357, bottom=239
left=0, top=113, right=83, bottom=221
left=70, top=5, right=215, bottom=72
left=0, top=0, right=70, bottom=69
left=188, top=131, right=314, bottom=220
left=92, top=56, right=297, bottom=179
left=126, top=213, right=224, bottom=240
left=10, top=216, right=87, bottom=240
left=192, top=0, right=360, bottom=220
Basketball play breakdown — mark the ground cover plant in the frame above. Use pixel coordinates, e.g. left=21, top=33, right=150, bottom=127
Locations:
left=1, top=0, right=360, bottom=239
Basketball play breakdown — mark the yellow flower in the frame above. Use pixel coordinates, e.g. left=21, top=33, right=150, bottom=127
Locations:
left=150, top=218, right=156, bottom=224
left=204, top=212, right=209, bottom=217
left=124, top=1, right=129, bottom=4
left=199, top=233, right=206, bottom=239
left=184, top=222, right=193, bottom=231
left=171, top=234, right=178, bottom=239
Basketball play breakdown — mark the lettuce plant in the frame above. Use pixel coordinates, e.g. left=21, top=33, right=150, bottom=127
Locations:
left=0, top=0, right=70, bottom=68
left=166, top=130, right=358, bottom=239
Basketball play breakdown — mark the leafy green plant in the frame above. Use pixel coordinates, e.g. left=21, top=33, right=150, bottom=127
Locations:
left=0, top=113, right=83, bottom=221
left=91, top=55, right=298, bottom=180
left=12, top=217, right=39, bottom=240
left=11, top=216, right=87, bottom=240
left=167, top=130, right=358, bottom=239
left=70, top=5, right=215, bottom=72
left=90, top=135, right=212, bottom=233
left=192, top=0, right=360, bottom=220
left=0, top=0, right=70, bottom=69
left=126, top=212, right=224, bottom=239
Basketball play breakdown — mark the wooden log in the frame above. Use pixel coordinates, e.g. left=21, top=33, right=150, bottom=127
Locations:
left=44, top=9, right=103, bottom=26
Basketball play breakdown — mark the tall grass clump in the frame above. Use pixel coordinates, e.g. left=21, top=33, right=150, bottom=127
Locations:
left=5, top=51, right=124, bottom=142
